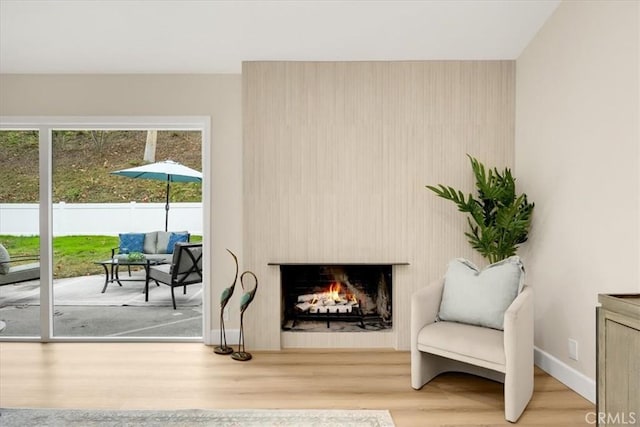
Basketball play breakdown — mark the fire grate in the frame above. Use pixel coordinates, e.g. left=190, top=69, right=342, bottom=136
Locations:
left=279, top=264, right=393, bottom=332
left=291, top=299, right=366, bottom=329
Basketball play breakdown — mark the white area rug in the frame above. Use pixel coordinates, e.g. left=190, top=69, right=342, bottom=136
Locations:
left=1, top=408, right=395, bottom=427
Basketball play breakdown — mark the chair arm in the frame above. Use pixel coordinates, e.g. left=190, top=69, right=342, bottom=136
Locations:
left=411, top=278, right=445, bottom=344
left=1, top=255, right=40, bottom=264
left=503, top=286, right=534, bottom=367
left=503, top=285, right=534, bottom=421
left=111, top=247, right=119, bottom=258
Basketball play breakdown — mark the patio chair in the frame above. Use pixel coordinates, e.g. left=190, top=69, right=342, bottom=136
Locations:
left=0, top=244, right=40, bottom=286
left=145, top=242, right=202, bottom=309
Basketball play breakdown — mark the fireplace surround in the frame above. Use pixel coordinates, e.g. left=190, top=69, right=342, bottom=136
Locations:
left=273, top=263, right=407, bottom=333
left=266, top=262, right=409, bottom=348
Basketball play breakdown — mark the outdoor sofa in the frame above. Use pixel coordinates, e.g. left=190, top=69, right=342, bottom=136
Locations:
left=111, top=231, right=190, bottom=264
left=0, top=243, right=40, bottom=286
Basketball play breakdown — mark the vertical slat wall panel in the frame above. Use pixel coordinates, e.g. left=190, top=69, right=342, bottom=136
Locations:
left=243, top=61, right=515, bottom=350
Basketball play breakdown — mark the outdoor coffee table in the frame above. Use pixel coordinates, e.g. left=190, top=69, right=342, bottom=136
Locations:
left=95, top=258, right=166, bottom=295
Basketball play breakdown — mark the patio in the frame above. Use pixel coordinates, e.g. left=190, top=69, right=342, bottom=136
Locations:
left=0, top=270, right=202, bottom=338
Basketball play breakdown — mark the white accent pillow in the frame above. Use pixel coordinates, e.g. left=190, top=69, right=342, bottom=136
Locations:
left=155, top=232, right=171, bottom=254
left=143, top=232, right=158, bottom=254
left=438, top=256, right=525, bottom=330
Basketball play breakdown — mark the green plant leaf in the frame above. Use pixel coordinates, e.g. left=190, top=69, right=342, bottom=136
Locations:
left=426, top=154, right=535, bottom=262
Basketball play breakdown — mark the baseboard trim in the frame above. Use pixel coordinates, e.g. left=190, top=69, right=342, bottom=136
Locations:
left=534, top=346, right=595, bottom=403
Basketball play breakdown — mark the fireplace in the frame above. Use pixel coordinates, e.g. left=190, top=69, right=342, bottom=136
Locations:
left=279, top=264, right=393, bottom=332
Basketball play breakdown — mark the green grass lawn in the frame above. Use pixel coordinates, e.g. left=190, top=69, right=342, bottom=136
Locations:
left=1, top=234, right=202, bottom=279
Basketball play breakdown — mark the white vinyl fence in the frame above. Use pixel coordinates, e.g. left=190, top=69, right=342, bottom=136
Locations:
left=0, top=202, right=203, bottom=236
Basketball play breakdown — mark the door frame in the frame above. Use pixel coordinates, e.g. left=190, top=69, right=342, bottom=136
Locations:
left=0, top=116, right=211, bottom=343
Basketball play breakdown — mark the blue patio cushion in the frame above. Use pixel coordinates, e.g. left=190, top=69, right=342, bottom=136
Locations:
left=167, top=232, right=189, bottom=254
left=118, top=233, right=145, bottom=254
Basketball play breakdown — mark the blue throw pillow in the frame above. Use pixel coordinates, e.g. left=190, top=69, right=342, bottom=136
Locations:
left=166, top=232, right=189, bottom=254
left=119, top=233, right=145, bottom=254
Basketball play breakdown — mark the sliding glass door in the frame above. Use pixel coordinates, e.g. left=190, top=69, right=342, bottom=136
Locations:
left=51, top=129, right=203, bottom=338
left=0, top=130, right=40, bottom=337
left=0, top=117, right=210, bottom=342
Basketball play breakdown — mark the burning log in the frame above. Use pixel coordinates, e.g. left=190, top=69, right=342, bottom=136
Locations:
left=294, top=282, right=359, bottom=314
left=295, top=302, right=313, bottom=312
left=297, top=294, right=318, bottom=303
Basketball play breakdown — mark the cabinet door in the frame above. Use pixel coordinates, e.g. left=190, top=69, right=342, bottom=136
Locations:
left=604, top=318, right=640, bottom=426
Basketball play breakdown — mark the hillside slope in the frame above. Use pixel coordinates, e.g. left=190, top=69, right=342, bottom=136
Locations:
left=0, top=130, right=202, bottom=203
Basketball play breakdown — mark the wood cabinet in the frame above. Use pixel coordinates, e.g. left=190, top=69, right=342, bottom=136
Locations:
left=597, top=294, right=640, bottom=427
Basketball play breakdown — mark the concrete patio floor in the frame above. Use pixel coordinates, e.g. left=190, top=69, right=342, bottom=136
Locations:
left=0, top=270, right=202, bottom=338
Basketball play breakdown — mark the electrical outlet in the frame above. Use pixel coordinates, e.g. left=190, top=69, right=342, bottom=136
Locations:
left=223, top=307, right=230, bottom=321
left=568, top=339, right=578, bottom=361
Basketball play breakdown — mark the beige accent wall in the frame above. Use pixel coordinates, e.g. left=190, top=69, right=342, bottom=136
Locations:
left=243, top=61, right=515, bottom=350
left=0, top=74, right=244, bottom=336
left=516, top=0, right=640, bottom=381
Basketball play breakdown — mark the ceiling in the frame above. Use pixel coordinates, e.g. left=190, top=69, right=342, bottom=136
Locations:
left=0, top=0, right=560, bottom=74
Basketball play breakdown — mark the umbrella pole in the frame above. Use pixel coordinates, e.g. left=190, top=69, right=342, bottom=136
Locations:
left=165, top=179, right=170, bottom=232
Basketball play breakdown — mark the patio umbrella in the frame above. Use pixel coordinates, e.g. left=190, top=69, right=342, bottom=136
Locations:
left=111, top=160, right=202, bottom=231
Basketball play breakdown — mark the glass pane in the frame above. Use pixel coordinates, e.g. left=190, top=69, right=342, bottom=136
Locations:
left=0, top=130, right=41, bottom=337
left=51, top=130, right=203, bottom=338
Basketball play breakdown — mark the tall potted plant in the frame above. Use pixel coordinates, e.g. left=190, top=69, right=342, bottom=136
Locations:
left=426, top=155, right=534, bottom=264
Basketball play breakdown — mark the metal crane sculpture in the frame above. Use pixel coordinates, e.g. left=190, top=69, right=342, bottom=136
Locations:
left=214, top=249, right=238, bottom=355
left=231, top=270, right=258, bottom=362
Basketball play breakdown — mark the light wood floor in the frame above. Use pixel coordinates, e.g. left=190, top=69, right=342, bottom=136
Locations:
left=0, top=343, right=594, bottom=426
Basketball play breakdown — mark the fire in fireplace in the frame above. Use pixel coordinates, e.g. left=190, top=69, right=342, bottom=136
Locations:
left=280, top=264, right=392, bottom=332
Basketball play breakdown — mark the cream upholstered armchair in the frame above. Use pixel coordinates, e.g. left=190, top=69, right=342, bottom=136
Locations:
left=411, top=275, right=534, bottom=423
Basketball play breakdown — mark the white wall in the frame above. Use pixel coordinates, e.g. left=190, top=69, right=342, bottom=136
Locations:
left=0, top=203, right=202, bottom=236
left=516, top=0, right=639, bottom=398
